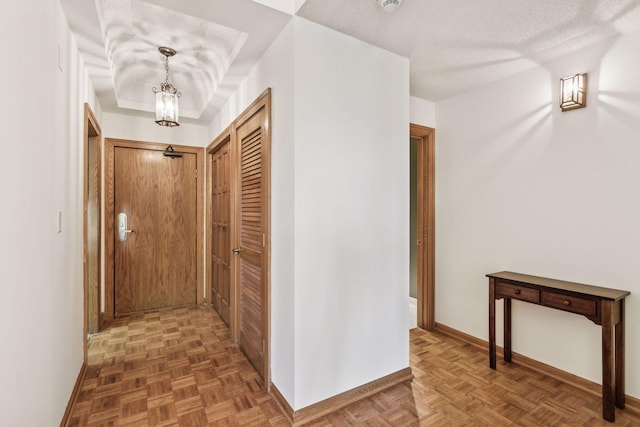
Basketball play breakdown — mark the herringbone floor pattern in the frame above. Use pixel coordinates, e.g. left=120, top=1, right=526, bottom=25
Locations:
left=66, top=306, right=640, bottom=426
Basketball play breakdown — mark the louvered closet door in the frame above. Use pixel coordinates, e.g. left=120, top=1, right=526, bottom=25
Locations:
left=211, top=141, right=231, bottom=325
left=236, top=107, right=267, bottom=379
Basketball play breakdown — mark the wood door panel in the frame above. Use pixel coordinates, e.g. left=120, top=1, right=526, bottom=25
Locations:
left=114, top=147, right=197, bottom=314
left=210, top=141, right=231, bottom=325
left=237, top=112, right=266, bottom=378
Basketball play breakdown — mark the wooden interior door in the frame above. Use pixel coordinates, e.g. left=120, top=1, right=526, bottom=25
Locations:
left=235, top=101, right=269, bottom=380
left=210, top=140, right=232, bottom=325
left=410, top=124, right=435, bottom=331
left=114, top=146, right=197, bottom=315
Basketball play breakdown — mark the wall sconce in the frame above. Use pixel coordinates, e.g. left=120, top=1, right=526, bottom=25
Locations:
left=560, top=73, right=587, bottom=112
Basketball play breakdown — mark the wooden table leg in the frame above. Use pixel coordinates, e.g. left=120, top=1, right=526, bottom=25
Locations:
left=489, top=278, right=496, bottom=369
left=504, top=298, right=512, bottom=363
left=615, top=299, right=625, bottom=409
left=601, top=300, right=615, bottom=422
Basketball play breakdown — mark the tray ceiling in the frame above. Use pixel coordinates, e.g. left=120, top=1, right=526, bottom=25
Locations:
left=61, top=0, right=640, bottom=124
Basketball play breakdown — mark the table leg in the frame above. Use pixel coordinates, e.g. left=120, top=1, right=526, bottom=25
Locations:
left=615, top=299, right=625, bottom=409
left=504, top=298, right=512, bottom=363
left=601, top=300, right=615, bottom=422
left=489, top=278, right=496, bottom=369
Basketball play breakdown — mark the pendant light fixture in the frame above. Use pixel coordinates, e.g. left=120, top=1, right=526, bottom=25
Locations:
left=152, top=47, right=181, bottom=127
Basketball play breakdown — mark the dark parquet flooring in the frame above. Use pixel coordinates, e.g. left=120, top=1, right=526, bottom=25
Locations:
left=66, top=306, right=640, bottom=426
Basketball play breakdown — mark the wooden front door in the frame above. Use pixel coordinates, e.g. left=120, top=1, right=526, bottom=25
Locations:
left=113, top=145, right=198, bottom=315
left=210, top=139, right=232, bottom=325
left=235, top=97, right=270, bottom=380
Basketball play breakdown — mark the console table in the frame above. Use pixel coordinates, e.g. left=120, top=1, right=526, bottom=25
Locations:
left=486, top=271, right=630, bottom=422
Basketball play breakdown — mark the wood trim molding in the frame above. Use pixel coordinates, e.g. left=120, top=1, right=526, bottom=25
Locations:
left=270, top=367, right=413, bottom=426
left=410, top=124, right=435, bottom=331
left=103, top=138, right=205, bottom=318
left=83, top=103, right=102, bottom=361
left=432, top=322, right=640, bottom=413
left=60, top=363, right=87, bottom=427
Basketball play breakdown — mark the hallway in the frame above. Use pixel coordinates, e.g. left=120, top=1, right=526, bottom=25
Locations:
left=66, top=306, right=640, bottom=426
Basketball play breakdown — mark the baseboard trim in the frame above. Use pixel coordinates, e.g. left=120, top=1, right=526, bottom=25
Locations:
left=433, top=322, right=640, bottom=413
left=60, top=362, right=87, bottom=427
left=270, top=367, right=413, bottom=426
left=269, top=383, right=294, bottom=424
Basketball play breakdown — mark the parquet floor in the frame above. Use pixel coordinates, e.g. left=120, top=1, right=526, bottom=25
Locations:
left=66, top=306, right=640, bottom=426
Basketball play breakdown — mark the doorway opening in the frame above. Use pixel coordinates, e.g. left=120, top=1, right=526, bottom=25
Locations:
left=83, top=103, right=102, bottom=361
left=410, top=123, right=435, bottom=330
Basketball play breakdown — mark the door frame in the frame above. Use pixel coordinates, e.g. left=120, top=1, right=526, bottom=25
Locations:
left=410, top=123, right=435, bottom=330
left=206, top=88, right=271, bottom=385
left=103, top=138, right=205, bottom=320
left=83, top=103, right=101, bottom=361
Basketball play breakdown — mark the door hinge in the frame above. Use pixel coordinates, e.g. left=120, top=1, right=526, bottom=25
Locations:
left=263, top=233, right=265, bottom=247
left=195, top=169, right=198, bottom=178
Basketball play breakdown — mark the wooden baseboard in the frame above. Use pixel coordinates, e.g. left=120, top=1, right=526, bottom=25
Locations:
left=433, top=322, right=640, bottom=413
left=60, top=362, right=87, bottom=427
left=269, top=367, right=413, bottom=426
left=269, top=383, right=294, bottom=424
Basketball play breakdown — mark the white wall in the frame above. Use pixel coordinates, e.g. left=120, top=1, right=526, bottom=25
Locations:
left=209, top=17, right=409, bottom=410
left=435, top=32, right=640, bottom=397
left=103, top=113, right=209, bottom=147
left=410, top=96, right=436, bottom=128
left=293, top=18, right=409, bottom=409
left=0, top=1, right=101, bottom=425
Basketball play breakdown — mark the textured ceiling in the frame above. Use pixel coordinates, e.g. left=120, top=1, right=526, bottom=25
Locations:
left=60, top=0, right=640, bottom=124
left=298, top=0, right=640, bottom=101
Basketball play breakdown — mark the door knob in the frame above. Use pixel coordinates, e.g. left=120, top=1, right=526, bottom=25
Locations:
left=233, top=247, right=241, bottom=254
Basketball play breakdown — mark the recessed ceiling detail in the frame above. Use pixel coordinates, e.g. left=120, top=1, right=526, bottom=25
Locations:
left=96, top=0, right=248, bottom=120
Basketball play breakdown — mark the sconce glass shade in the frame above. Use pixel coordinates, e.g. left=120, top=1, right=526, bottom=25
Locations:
left=155, top=90, right=180, bottom=127
left=560, top=73, right=587, bottom=112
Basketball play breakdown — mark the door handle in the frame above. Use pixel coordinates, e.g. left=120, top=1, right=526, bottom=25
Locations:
left=233, top=247, right=241, bottom=254
left=117, top=213, right=134, bottom=241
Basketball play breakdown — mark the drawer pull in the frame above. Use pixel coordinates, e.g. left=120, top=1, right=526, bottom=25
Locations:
left=514, top=289, right=521, bottom=295
left=563, top=300, right=571, bottom=306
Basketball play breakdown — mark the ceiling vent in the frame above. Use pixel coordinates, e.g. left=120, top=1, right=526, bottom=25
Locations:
left=378, top=0, right=402, bottom=13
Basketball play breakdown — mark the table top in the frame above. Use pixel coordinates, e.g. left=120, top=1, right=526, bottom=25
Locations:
left=486, top=271, right=630, bottom=301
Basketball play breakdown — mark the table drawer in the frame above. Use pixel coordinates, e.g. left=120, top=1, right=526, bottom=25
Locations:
left=496, top=283, right=540, bottom=303
left=542, top=292, right=597, bottom=317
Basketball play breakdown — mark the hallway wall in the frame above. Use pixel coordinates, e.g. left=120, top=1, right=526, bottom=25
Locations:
left=103, top=112, right=209, bottom=147
left=208, top=17, right=409, bottom=410
left=435, top=30, right=640, bottom=398
left=0, top=1, right=101, bottom=425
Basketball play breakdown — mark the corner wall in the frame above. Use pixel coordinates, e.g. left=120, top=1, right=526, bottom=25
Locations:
left=0, top=1, right=102, bottom=424
left=435, top=31, right=640, bottom=397
left=208, top=16, right=409, bottom=410
left=293, top=18, right=410, bottom=409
